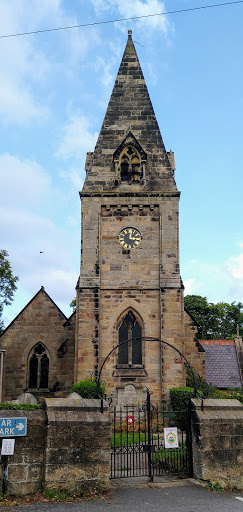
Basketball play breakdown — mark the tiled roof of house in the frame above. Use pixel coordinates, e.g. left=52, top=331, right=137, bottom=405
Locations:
left=201, top=339, right=235, bottom=345
left=200, top=340, right=242, bottom=388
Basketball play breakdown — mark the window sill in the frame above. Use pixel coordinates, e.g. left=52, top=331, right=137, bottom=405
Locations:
left=113, top=366, right=147, bottom=378
left=27, top=388, right=50, bottom=393
left=116, top=364, right=144, bottom=369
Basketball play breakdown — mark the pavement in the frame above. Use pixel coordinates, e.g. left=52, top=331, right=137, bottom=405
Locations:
left=0, top=478, right=243, bottom=511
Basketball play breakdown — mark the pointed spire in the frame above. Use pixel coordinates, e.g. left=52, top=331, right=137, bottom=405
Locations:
left=84, top=30, right=177, bottom=192
left=123, top=29, right=137, bottom=58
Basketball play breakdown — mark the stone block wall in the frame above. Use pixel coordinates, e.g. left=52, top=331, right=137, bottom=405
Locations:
left=44, top=398, right=111, bottom=492
left=0, top=399, right=111, bottom=496
left=191, top=398, right=243, bottom=490
left=0, top=410, right=46, bottom=495
left=99, top=288, right=161, bottom=404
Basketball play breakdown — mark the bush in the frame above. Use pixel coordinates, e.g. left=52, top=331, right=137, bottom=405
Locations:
left=227, top=389, right=243, bottom=404
left=213, top=388, right=243, bottom=404
left=186, top=367, right=218, bottom=398
left=185, top=366, right=243, bottom=403
left=169, top=387, right=202, bottom=431
left=70, top=378, right=105, bottom=399
left=170, top=387, right=197, bottom=411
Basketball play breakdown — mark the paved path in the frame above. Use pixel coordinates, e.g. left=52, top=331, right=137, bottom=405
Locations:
left=0, top=479, right=242, bottom=512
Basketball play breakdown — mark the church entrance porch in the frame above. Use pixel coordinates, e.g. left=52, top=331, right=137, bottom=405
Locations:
left=110, top=389, right=193, bottom=480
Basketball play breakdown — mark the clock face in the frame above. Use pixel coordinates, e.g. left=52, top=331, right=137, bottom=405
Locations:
left=119, top=228, right=141, bottom=249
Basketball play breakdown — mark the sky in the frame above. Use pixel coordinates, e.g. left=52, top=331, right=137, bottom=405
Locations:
left=1, top=0, right=243, bottom=327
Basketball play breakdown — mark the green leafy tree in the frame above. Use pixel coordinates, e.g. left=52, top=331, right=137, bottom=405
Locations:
left=69, top=298, right=76, bottom=312
left=184, top=294, right=243, bottom=339
left=0, top=250, right=19, bottom=333
left=215, top=301, right=243, bottom=339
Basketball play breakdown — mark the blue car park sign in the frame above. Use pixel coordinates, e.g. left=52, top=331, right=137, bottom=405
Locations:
left=0, top=418, right=27, bottom=437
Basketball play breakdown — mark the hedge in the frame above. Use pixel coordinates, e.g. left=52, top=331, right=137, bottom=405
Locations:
left=0, top=403, right=42, bottom=410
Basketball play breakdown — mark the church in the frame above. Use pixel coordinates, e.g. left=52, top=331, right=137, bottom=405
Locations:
left=0, top=31, right=205, bottom=405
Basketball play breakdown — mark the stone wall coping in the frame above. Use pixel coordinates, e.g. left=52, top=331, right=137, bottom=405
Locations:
left=0, top=410, right=46, bottom=420
left=44, top=397, right=109, bottom=411
left=191, top=398, right=243, bottom=410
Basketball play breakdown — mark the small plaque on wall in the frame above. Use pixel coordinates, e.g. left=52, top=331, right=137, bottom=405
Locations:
left=164, top=427, right=179, bottom=449
left=1, top=438, right=15, bottom=456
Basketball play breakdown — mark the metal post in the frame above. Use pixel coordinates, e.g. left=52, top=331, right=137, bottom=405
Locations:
left=186, top=401, right=193, bottom=478
left=147, top=389, right=153, bottom=482
left=2, top=455, right=8, bottom=494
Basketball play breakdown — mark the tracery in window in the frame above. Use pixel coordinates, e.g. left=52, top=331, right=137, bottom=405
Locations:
left=28, top=343, right=49, bottom=389
left=113, top=132, right=147, bottom=186
left=118, top=311, right=142, bottom=366
left=120, top=146, right=141, bottom=183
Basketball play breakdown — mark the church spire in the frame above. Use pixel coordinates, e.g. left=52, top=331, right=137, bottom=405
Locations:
left=83, top=30, right=177, bottom=192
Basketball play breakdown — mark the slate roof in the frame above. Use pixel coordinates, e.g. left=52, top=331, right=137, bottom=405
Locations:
left=200, top=340, right=242, bottom=388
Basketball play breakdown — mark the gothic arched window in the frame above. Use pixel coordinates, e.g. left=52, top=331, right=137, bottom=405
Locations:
left=28, top=343, right=49, bottom=389
left=120, top=146, right=141, bottom=183
left=118, top=311, right=142, bottom=366
left=113, top=132, right=147, bottom=186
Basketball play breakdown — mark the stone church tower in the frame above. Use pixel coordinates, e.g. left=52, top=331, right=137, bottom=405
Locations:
left=75, top=30, right=204, bottom=405
left=0, top=31, right=204, bottom=405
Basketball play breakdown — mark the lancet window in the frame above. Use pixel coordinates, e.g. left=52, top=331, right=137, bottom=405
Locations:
left=118, top=311, right=142, bottom=366
left=28, top=343, right=49, bottom=389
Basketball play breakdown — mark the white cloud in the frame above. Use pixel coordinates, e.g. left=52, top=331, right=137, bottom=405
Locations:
left=94, top=56, right=114, bottom=90
left=90, top=0, right=171, bottom=37
left=0, top=154, right=52, bottom=209
left=59, top=166, right=84, bottom=191
left=0, top=2, right=51, bottom=124
left=0, top=207, right=78, bottom=308
left=0, top=152, right=80, bottom=325
left=55, top=115, right=99, bottom=161
left=223, top=243, right=243, bottom=298
left=0, top=41, right=49, bottom=124
left=225, top=243, right=243, bottom=279
left=183, top=244, right=243, bottom=303
left=68, top=27, right=102, bottom=66
left=0, top=0, right=89, bottom=124
left=146, top=63, right=158, bottom=86
left=184, top=278, right=197, bottom=295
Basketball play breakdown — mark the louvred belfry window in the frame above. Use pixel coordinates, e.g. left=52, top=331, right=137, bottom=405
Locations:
left=118, top=312, right=142, bottom=365
left=113, top=132, right=147, bottom=186
left=28, top=343, right=49, bottom=389
left=120, top=146, right=141, bottom=183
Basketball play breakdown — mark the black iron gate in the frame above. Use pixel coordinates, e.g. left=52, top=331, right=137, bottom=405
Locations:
left=110, top=390, right=192, bottom=480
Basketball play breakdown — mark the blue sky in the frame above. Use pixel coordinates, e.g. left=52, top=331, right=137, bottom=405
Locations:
left=1, top=0, right=243, bottom=326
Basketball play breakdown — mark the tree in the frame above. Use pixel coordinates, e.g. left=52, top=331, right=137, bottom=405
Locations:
left=0, top=250, right=19, bottom=333
left=184, top=294, right=243, bottom=339
left=69, top=298, right=76, bottom=312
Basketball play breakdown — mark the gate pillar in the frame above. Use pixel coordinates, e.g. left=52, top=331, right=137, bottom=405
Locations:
left=191, top=398, right=243, bottom=490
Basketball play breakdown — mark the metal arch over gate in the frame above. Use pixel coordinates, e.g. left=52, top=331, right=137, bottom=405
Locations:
left=95, top=337, right=199, bottom=481
left=96, top=336, right=203, bottom=410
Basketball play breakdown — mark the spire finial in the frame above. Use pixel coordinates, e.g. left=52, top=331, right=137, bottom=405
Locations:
left=128, top=29, right=132, bottom=39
